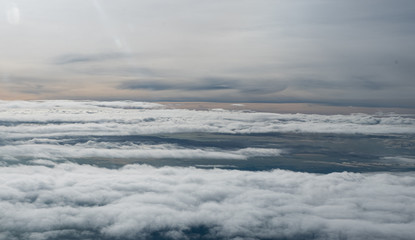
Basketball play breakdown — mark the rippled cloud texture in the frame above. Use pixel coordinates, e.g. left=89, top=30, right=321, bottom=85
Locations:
left=1, top=101, right=415, bottom=239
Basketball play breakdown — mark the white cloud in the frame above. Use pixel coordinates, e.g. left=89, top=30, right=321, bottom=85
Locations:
left=0, top=101, right=414, bottom=141
left=381, top=156, right=415, bottom=164
left=0, top=100, right=164, bottom=110
left=0, top=141, right=282, bottom=161
left=0, top=163, right=414, bottom=239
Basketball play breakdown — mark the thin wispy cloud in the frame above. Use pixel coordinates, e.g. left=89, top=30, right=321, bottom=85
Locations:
left=53, top=52, right=134, bottom=65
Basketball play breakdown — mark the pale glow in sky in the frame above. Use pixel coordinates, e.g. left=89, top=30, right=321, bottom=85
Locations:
left=1, top=0, right=415, bottom=108
left=6, top=3, right=19, bottom=25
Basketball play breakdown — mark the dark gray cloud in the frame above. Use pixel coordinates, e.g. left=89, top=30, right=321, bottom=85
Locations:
left=0, top=76, right=54, bottom=95
left=118, top=78, right=235, bottom=91
left=116, top=75, right=406, bottom=107
left=73, top=66, right=157, bottom=77
left=119, top=78, right=287, bottom=94
left=52, top=52, right=158, bottom=79
left=119, top=80, right=182, bottom=91
left=289, top=77, right=391, bottom=91
left=188, top=78, right=235, bottom=91
left=53, top=52, right=135, bottom=65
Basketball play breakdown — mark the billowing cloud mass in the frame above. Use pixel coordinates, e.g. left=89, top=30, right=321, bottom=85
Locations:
left=0, top=163, right=414, bottom=240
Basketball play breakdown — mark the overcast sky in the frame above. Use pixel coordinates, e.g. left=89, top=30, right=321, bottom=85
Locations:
left=1, top=0, right=415, bottom=107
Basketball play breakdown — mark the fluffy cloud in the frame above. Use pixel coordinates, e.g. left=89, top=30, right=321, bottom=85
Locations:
left=0, top=163, right=414, bottom=240
left=1, top=101, right=414, bottom=141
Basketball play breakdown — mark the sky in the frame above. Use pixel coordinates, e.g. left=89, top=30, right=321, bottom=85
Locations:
left=1, top=0, right=415, bottom=107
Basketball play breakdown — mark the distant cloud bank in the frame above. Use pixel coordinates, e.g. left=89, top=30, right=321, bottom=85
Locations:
left=1, top=101, right=414, bottom=140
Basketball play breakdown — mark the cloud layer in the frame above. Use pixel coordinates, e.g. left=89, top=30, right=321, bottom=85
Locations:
left=0, top=163, right=414, bottom=240
left=0, top=100, right=414, bottom=239
left=1, top=101, right=414, bottom=142
left=1, top=141, right=282, bottom=162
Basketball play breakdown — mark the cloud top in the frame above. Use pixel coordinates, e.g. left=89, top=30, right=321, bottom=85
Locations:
left=0, top=163, right=414, bottom=240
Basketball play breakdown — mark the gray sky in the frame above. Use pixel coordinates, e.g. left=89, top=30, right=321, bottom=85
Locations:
left=1, top=0, right=415, bottom=107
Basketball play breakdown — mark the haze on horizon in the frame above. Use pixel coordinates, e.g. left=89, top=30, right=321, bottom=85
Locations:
left=1, top=0, right=415, bottom=108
